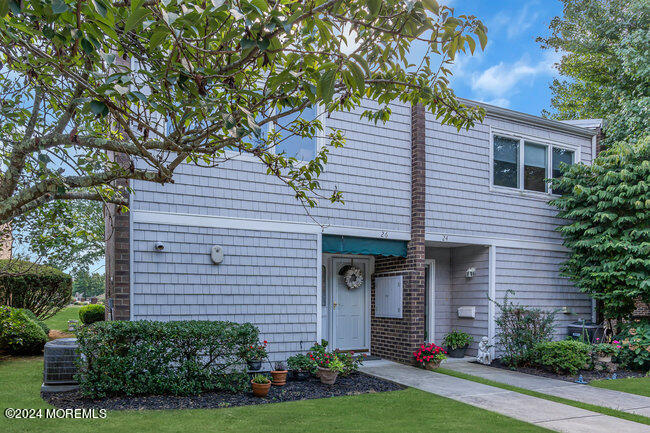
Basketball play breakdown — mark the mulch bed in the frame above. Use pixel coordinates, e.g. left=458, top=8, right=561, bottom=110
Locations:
left=480, top=359, right=646, bottom=383
left=42, top=372, right=404, bottom=411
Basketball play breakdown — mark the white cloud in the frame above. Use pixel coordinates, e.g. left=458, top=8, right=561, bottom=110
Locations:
left=491, top=2, right=540, bottom=40
left=471, top=50, right=560, bottom=98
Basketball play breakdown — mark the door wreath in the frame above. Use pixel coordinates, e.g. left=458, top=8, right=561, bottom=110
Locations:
left=341, top=265, right=364, bottom=290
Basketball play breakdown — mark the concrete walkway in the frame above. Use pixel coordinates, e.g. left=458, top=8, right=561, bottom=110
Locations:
left=360, top=359, right=650, bottom=433
left=443, top=360, right=650, bottom=417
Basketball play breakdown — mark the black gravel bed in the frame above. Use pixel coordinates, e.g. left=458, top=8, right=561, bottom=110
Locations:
left=42, top=373, right=404, bottom=411
left=478, top=359, right=646, bottom=383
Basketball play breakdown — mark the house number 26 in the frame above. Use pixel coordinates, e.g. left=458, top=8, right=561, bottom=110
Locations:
left=380, top=231, right=389, bottom=238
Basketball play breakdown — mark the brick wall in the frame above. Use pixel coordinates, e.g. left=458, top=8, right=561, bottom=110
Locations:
left=105, top=151, right=131, bottom=321
left=370, top=104, right=426, bottom=364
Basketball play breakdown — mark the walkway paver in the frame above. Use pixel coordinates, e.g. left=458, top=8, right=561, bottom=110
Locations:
left=360, top=359, right=650, bottom=433
left=443, top=360, right=650, bottom=415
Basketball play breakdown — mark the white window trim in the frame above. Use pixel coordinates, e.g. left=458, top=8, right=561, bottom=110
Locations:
left=489, top=127, right=581, bottom=199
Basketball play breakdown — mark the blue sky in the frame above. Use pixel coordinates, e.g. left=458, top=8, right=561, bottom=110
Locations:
left=431, top=0, right=563, bottom=116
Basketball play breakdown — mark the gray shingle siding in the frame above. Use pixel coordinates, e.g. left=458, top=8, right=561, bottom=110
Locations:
left=495, top=247, right=592, bottom=341
left=131, top=222, right=318, bottom=360
left=131, top=100, right=412, bottom=234
left=425, top=113, right=593, bottom=243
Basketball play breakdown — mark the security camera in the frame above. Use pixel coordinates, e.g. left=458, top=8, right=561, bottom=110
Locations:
left=154, top=242, right=165, bottom=251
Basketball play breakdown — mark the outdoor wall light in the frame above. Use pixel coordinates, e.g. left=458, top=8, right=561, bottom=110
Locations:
left=154, top=241, right=165, bottom=252
left=465, top=267, right=476, bottom=278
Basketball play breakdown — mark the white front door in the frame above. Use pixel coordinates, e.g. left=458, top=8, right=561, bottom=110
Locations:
left=332, top=257, right=370, bottom=351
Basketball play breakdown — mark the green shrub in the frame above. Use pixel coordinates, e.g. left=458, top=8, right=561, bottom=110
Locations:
left=615, top=319, right=650, bottom=371
left=287, top=353, right=313, bottom=372
left=335, top=351, right=364, bottom=376
left=76, top=320, right=259, bottom=398
left=0, top=306, right=48, bottom=355
left=493, top=291, right=557, bottom=366
left=0, top=260, right=72, bottom=320
left=444, top=329, right=473, bottom=350
left=17, top=308, right=50, bottom=335
left=78, top=304, right=105, bottom=325
left=533, top=340, right=592, bottom=375
left=550, top=138, right=650, bottom=319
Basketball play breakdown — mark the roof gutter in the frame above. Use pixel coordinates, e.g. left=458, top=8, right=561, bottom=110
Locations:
left=458, top=98, right=597, bottom=138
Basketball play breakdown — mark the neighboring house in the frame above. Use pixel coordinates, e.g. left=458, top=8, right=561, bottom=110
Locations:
left=105, top=100, right=601, bottom=363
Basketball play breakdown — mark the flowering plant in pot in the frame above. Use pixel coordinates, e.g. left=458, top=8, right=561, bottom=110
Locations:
left=307, top=340, right=329, bottom=377
left=250, top=374, right=271, bottom=397
left=287, top=353, right=313, bottom=380
left=240, top=340, right=267, bottom=371
left=316, top=354, right=344, bottom=385
left=271, top=361, right=288, bottom=386
left=443, top=330, right=473, bottom=358
left=414, top=343, right=447, bottom=370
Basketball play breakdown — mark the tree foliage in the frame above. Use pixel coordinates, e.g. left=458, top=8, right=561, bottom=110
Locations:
left=11, top=199, right=104, bottom=277
left=73, top=269, right=105, bottom=297
left=538, top=0, right=649, bottom=144
left=0, top=259, right=73, bottom=319
left=550, top=137, right=650, bottom=319
left=0, top=0, right=487, bottom=226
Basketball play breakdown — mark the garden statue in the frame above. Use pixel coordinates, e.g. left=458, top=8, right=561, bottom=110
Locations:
left=476, top=336, right=492, bottom=365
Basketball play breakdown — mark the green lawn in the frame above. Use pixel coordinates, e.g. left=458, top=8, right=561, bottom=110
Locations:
left=436, top=368, right=650, bottom=426
left=0, top=356, right=552, bottom=433
left=43, top=306, right=82, bottom=333
left=590, top=377, right=650, bottom=397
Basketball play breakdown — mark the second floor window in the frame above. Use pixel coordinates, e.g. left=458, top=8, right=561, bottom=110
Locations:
left=275, top=106, right=317, bottom=160
left=493, top=134, right=575, bottom=195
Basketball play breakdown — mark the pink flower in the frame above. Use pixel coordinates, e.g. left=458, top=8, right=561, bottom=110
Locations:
left=613, top=340, right=619, bottom=344
left=617, top=345, right=622, bottom=348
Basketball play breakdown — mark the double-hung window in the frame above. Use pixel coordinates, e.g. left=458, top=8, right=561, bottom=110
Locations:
left=492, top=134, right=575, bottom=195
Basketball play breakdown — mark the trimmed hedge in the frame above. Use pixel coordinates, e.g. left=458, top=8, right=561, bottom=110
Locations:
left=18, top=308, right=50, bottom=335
left=0, top=260, right=72, bottom=320
left=0, top=306, right=48, bottom=355
left=76, top=320, right=259, bottom=398
left=533, top=340, right=592, bottom=375
left=78, top=304, right=105, bottom=325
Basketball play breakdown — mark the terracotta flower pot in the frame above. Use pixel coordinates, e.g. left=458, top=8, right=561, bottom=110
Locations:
left=251, top=380, right=271, bottom=397
left=424, top=360, right=442, bottom=371
left=317, top=366, right=338, bottom=385
left=271, top=370, right=288, bottom=386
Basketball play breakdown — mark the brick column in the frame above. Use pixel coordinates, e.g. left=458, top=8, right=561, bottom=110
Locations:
left=370, top=104, right=426, bottom=363
left=105, top=52, right=132, bottom=321
left=105, top=151, right=131, bottom=321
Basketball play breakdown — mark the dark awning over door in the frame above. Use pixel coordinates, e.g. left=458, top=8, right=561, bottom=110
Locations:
left=322, top=235, right=407, bottom=258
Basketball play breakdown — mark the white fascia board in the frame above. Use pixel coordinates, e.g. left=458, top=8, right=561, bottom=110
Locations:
left=425, top=231, right=567, bottom=252
left=132, top=210, right=411, bottom=241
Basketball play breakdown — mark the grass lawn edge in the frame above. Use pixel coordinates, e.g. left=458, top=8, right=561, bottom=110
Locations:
left=435, top=367, right=650, bottom=426
left=589, top=377, right=650, bottom=398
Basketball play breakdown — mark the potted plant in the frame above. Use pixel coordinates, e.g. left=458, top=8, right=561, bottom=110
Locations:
left=271, top=361, right=288, bottom=386
left=250, top=374, right=271, bottom=397
left=593, top=343, right=619, bottom=363
left=317, top=354, right=344, bottom=385
left=287, top=353, right=313, bottom=381
left=443, top=330, right=473, bottom=358
left=241, top=340, right=268, bottom=371
left=307, top=340, right=329, bottom=377
left=414, top=343, right=447, bottom=370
